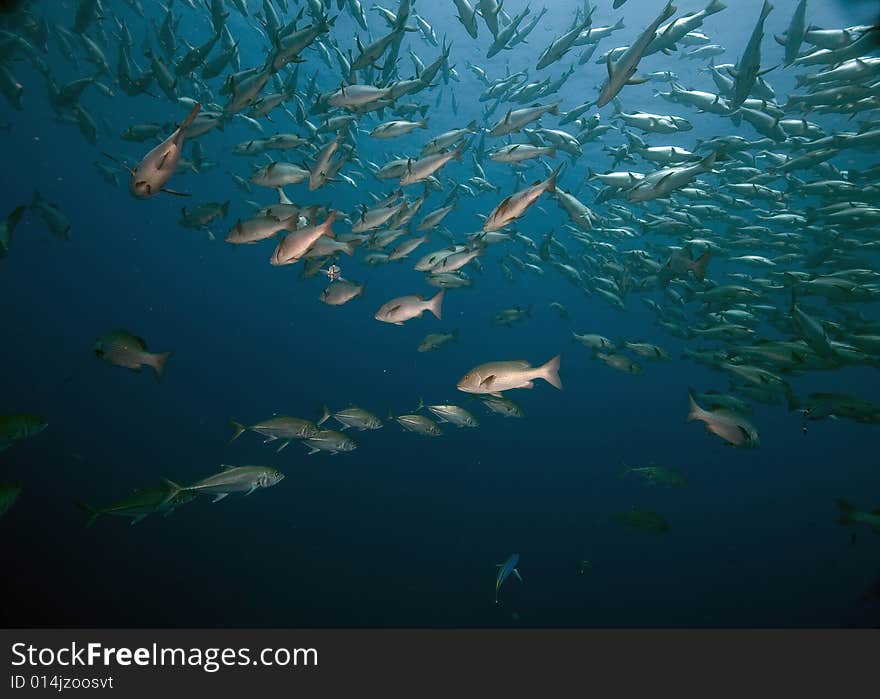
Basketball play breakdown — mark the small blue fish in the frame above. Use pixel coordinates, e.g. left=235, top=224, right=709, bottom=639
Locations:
left=495, top=553, right=523, bottom=604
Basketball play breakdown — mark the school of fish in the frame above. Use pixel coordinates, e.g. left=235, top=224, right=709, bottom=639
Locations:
left=0, top=0, right=879, bottom=602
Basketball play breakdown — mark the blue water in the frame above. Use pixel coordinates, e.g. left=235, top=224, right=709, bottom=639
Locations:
left=1, top=0, right=879, bottom=627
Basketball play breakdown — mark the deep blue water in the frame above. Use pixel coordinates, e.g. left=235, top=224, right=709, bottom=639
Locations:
left=1, top=0, right=879, bottom=627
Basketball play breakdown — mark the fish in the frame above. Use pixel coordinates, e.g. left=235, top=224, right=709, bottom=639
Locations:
left=480, top=395, right=525, bottom=418
left=270, top=211, right=338, bottom=266
left=0, top=414, right=47, bottom=452
left=729, top=0, right=774, bottom=108
left=303, top=430, right=357, bottom=455
left=457, top=355, right=562, bottom=396
left=687, top=392, right=759, bottom=448
left=375, top=289, right=445, bottom=325
left=29, top=191, right=70, bottom=240
left=188, top=465, right=285, bottom=502
left=77, top=479, right=193, bottom=526
left=495, top=553, right=522, bottom=604
left=0, top=483, right=21, bottom=519
left=127, top=102, right=202, bottom=197
left=320, top=279, right=366, bottom=306
left=94, top=330, right=172, bottom=379
left=612, top=508, right=670, bottom=533
left=622, top=464, right=688, bottom=486
left=394, top=413, right=443, bottom=436
left=484, top=164, right=562, bottom=231
left=596, top=352, right=643, bottom=375
left=0, top=205, right=26, bottom=257
left=416, top=399, right=478, bottom=428
left=836, top=500, right=880, bottom=534
left=318, top=406, right=383, bottom=431
left=229, top=416, right=319, bottom=451
left=417, top=330, right=458, bottom=352
left=493, top=305, right=532, bottom=327
left=597, top=2, right=677, bottom=107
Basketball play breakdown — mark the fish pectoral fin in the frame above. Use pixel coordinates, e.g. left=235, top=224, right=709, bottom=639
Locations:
left=161, top=187, right=191, bottom=197
left=156, top=151, right=170, bottom=170
left=513, top=568, right=523, bottom=582
left=212, top=493, right=228, bottom=503
left=244, top=486, right=256, bottom=496
left=479, top=375, right=496, bottom=388
left=626, top=75, right=649, bottom=86
left=276, top=441, right=289, bottom=453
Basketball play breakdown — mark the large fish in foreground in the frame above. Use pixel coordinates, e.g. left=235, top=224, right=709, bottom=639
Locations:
left=128, top=102, right=202, bottom=197
left=457, top=356, right=562, bottom=396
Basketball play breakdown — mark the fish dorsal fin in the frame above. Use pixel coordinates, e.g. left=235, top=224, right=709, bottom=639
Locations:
left=220, top=464, right=235, bottom=471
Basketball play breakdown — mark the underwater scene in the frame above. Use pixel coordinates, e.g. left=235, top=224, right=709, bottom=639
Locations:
left=1, top=0, right=879, bottom=628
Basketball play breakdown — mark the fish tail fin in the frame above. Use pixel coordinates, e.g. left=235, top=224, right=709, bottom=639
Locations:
left=175, top=101, right=202, bottom=143
left=611, top=98, right=622, bottom=119
left=540, top=354, right=563, bottom=390
left=415, top=397, right=425, bottom=412
left=229, top=420, right=246, bottom=442
left=158, top=478, right=184, bottom=507
left=699, top=151, right=717, bottom=171
left=836, top=499, right=856, bottom=525
left=546, top=162, right=564, bottom=192
left=686, top=390, right=702, bottom=422
left=706, top=0, right=726, bottom=15
left=161, top=478, right=182, bottom=493
left=318, top=405, right=331, bottom=427
left=692, top=251, right=711, bottom=282
left=152, top=351, right=172, bottom=379
left=428, top=288, right=445, bottom=319
left=221, top=200, right=230, bottom=217
left=76, top=502, right=99, bottom=528
left=322, top=209, right=338, bottom=237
